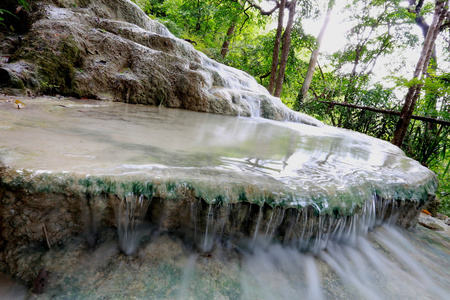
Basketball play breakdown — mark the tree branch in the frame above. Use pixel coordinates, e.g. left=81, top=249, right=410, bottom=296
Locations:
left=239, top=5, right=251, bottom=33
left=441, top=21, right=450, bottom=30
left=259, top=71, right=271, bottom=84
left=246, top=0, right=280, bottom=15
left=318, top=100, right=450, bottom=126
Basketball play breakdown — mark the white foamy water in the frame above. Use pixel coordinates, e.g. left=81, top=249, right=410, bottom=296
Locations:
left=10, top=221, right=447, bottom=300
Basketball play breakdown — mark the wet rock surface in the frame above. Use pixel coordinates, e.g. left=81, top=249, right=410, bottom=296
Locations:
left=0, top=223, right=449, bottom=299
left=0, top=178, right=434, bottom=286
left=419, top=211, right=450, bottom=233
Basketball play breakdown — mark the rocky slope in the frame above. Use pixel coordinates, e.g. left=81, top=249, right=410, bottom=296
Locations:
left=0, top=0, right=321, bottom=125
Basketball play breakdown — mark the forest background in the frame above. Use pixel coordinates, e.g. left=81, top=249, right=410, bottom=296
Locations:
left=2, top=0, right=449, bottom=215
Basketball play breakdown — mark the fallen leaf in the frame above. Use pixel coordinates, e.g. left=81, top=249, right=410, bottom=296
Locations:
left=13, top=100, right=26, bottom=109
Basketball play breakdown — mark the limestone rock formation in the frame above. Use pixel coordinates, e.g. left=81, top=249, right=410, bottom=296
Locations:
left=0, top=0, right=321, bottom=126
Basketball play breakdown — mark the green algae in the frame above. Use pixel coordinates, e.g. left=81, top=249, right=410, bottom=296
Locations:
left=0, top=164, right=438, bottom=217
left=12, top=34, right=82, bottom=95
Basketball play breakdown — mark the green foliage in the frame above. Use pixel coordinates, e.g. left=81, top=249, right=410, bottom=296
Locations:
left=434, top=160, right=450, bottom=216
left=131, top=0, right=270, bottom=59
left=0, top=0, right=31, bottom=32
left=134, top=0, right=167, bottom=18
left=223, top=21, right=316, bottom=103
left=402, top=73, right=450, bottom=165
left=0, top=6, right=18, bottom=29
left=223, top=31, right=275, bottom=80
left=400, top=74, right=450, bottom=212
left=301, top=82, right=399, bottom=138
left=40, top=81, right=60, bottom=94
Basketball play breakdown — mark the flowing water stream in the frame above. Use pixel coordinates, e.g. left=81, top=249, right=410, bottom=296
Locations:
left=0, top=97, right=448, bottom=299
left=0, top=97, right=436, bottom=208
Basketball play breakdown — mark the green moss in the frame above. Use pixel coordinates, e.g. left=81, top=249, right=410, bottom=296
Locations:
left=95, top=178, right=117, bottom=194
left=165, top=181, right=177, bottom=194
left=79, top=177, right=94, bottom=189
left=0, top=68, right=25, bottom=91
left=238, top=191, right=247, bottom=202
left=0, top=165, right=438, bottom=219
left=214, top=194, right=226, bottom=205
left=116, top=180, right=155, bottom=198
left=14, top=35, right=82, bottom=95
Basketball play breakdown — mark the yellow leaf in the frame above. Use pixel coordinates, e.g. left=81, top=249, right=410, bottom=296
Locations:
left=13, top=99, right=26, bottom=109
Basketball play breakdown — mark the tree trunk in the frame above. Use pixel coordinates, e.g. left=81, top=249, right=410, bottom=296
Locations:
left=195, top=0, right=201, bottom=31
left=268, top=0, right=286, bottom=94
left=274, top=0, right=297, bottom=97
left=221, top=23, right=236, bottom=58
left=298, top=6, right=332, bottom=102
left=409, top=0, right=439, bottom=128
left=409, top=0, right=438, bottom=72
left=392, top=0, right=448, bottom=147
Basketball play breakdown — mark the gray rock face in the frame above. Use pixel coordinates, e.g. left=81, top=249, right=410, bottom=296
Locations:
left=0, top=0, right=321, bottom=126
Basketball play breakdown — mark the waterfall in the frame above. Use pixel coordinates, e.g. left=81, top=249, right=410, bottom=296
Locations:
left=0, top=1, right=447, bottom=298
left=0, top=98, right=446, bottom=299
left=116, top=194, right=151, bottom=255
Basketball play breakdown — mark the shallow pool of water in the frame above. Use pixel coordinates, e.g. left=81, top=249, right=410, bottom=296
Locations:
left=0, top=97, right=436, bottom=213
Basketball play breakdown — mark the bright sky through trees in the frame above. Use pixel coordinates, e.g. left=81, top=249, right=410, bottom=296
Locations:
left=301, top=0, right=448, bottom=84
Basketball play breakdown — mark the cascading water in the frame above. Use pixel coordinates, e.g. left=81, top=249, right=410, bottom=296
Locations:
left=0, top=0, right=447, bottom=298
left=202, top=204, right=214, bottom=252
left=0, top=97, right=448, bottom=299
left=116, top=194, right=151, bottom=255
